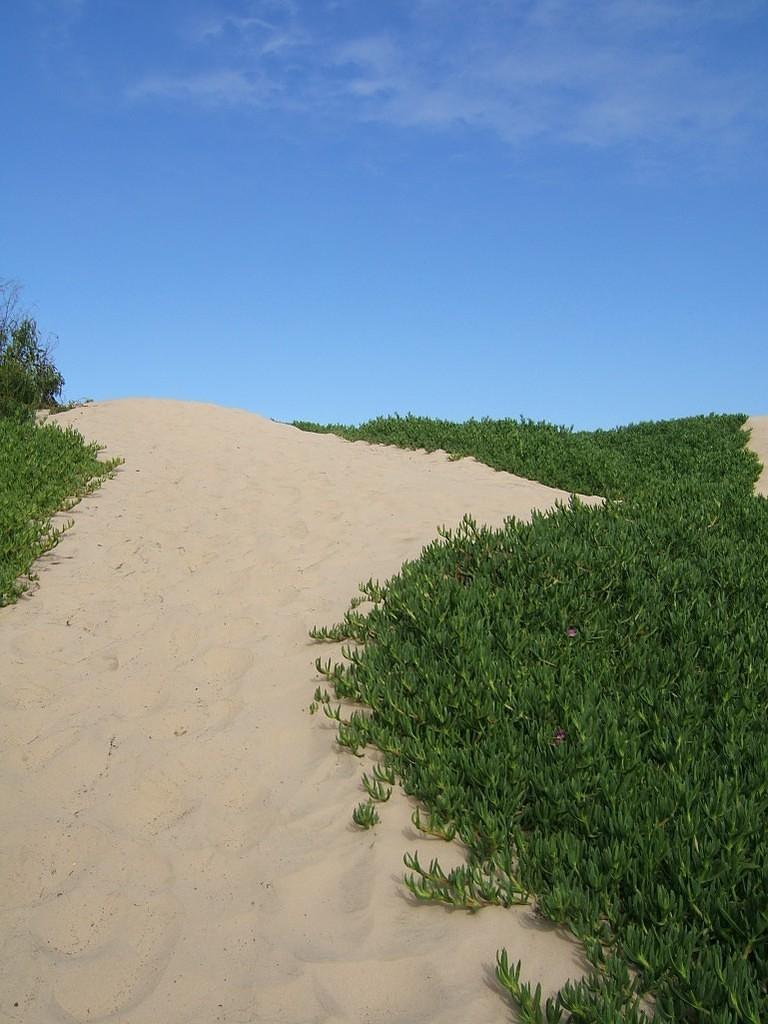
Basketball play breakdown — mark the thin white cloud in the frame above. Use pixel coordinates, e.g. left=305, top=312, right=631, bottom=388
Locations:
left=127, top=0, right=767, bottom=163
left=128, top=70, right=274, bottom=107
left=190, top=11, right=308, bottom=54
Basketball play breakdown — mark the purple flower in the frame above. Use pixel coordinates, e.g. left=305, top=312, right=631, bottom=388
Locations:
left=552, top=728, right=567, bottom=745
left=566, top=626, right=578, bottom=638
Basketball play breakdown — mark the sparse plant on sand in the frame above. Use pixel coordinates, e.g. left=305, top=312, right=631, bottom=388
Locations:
left=361, top=772, right=392, bottom=802
left=352, top=801, right=380, bottom=829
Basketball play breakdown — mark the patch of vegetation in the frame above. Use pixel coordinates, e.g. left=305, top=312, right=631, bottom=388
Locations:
left=298, top=410, right=767, bottom=1022
left=289, top=411, right=757, bottom=500
left=0, top=417, right=122, bottom=604
left=47, top=397, right=94, bottom=414
left=0, top=282, right=120, bottom=605
left=1, top=280, right=65, bottom=421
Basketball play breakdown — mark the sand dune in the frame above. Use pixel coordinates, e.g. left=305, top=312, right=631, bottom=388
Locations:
left=5, top=400, right=759, bottom=1023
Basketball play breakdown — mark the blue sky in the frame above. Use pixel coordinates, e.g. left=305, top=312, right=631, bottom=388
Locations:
left=2, top=0, right=766, bottom=430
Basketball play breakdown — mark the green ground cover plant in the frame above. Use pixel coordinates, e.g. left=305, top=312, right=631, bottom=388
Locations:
left=290, top=411, right=755, bottom=500
left=297, top=410, right=767, bottom=1023
left=0, top=282, right=118, bottom=604
left=0, top=417, right=121, bottom=604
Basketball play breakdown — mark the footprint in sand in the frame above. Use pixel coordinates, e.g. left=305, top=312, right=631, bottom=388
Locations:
left=49, top=893, right=181, bottom=1021
left=185, top=645, right=254, bottom=698
left=17, top=722, right=104, bottom=779
left=140, top=696, right=241, bottom=742
left=97, top=765, right=198, bottom=837
left=0, top=820, right=112, bottom=910
left=273, top=848, right=377, bottom=962
left=4, top=826, right=178, bottom=1021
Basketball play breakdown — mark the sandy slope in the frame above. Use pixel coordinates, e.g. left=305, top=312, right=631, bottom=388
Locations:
left=745, top=416, right=768, bottom=496
left=0, top=398, right=636, bottom=1023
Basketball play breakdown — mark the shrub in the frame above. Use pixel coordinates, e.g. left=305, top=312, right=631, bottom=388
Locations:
left=0, top=356, right=40, bottom=421
left=0, top=281, right=65, bottom=419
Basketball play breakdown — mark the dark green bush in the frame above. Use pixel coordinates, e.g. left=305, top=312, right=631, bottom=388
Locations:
left=0, top=282, right=65, bottom=420
left=0, top=355, right=40, bottom=421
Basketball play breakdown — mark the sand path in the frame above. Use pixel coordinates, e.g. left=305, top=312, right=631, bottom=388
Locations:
left=6, top=401, right=760, bottom=1023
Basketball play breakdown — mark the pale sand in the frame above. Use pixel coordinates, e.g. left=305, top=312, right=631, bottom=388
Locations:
left=745, top=416, right=768, bottom=496
left=4, top=400, right=760, bottom=1023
